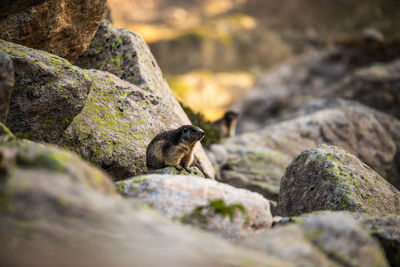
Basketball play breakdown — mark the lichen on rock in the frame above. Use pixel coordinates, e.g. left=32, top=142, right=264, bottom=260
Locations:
left=278, top=144, right=400, bottom=216
left=116, top=174, right=272, bottom=240
left=0, top=139, right=115, bottom=195
left=0, top=39, right=92, bottom=143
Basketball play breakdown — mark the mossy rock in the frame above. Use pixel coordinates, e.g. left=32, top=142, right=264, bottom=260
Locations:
left=71, top=21, right=216, bottom=179
left=0, top=39, right=92, bottom=143
left=0, top=139, right=115, bottom=195
left=116, top=174, right=272, bottom=240
left=278, top=144, right=400, bottom=216
left=60, top=69, right=214, bottom=180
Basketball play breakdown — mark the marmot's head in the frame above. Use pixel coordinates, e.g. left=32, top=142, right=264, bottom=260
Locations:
left=176, top=125, right=205, bottom=145
left=224, top=111, right=239, bottom=123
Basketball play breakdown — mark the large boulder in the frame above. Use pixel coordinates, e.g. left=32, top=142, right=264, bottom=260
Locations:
left=0, top=0, right=106, bottom=61
left=0, top=39, right=92, bottom=143
left=75, top=20, right=178, bottom=106
left=278, top=144, right=400, bottom=216
left=0, top=53, right=13, bottom=123
left=0, top=140, right=290, bottom=267
left=219, top=104, right=400, bottom=196
left=116, top=174, right=273, bottom=240
left=242, top=212, right=389, bottom=267
left=0, top=39, right=214, bottom=179
left=60, top=69, right=213, bottom=179
left=74, top=21, right=214, bottom=175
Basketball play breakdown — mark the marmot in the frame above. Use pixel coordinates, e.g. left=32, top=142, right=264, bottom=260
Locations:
left=146, top=125, right=205, bottom=171
left=211, top=110, right=239, bottom=138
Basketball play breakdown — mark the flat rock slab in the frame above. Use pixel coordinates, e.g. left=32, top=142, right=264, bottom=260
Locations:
left=116, top=174, right=273, bottom=240
left=278, top=144, right=400, bottom=216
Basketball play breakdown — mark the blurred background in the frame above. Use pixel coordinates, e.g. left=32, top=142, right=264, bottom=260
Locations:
left=106, top=0, right=400, bottom=121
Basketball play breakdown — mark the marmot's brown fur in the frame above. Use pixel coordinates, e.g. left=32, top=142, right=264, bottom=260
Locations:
left=211, top=111, right=239, bottom=138
left=146, top=125, right=205, bottom=171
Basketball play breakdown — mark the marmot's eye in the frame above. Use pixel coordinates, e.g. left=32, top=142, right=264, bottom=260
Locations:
left=182, top=128, right=187, bottom=133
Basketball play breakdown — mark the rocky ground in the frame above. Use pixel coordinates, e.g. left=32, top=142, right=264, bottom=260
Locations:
left=0, top=1, right=399, bottom=267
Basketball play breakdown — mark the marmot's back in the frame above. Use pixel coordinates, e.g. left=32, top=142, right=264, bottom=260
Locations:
left=146, top=130, right=174, bottom=170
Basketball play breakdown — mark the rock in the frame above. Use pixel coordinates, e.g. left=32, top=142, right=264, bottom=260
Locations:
left=222, top=105, right=400, bottom=194
left=233, top=51, right=354, bottom=133
left=116, top=174, right=273, bottom=240
left=242, top=212, right=389, bottom=267
left=0, top=140, right=291, bottom=267
left=0, top=39, right=92, bottom=143
left=0, top=0, right=46, bottom=17
left=0, top=53, right=13, bottom=123
left=278, top=144, right=400, bottom=216
left=0, top=123, right=14, bottom=143
left=328, top=59, right=400, bottom=119
left=74, top=20, right=188, bottom=126
left=0, top=39, right=214, bottom=180
left=0, top=0, right=106, bottom=61
left=149, top=166, right=205, bottom=178
left=0, top=139, right=115, bottom=194
left=276, top=211, right=400, bottom=267
left=74, top=21, right=216, bottom=179
left=61, top=69, right=214, bottom=180
left=235, top=45, right=400, bottom=133
left=216, top=144, right=292, bottom=201
left=362, top=214, right=400, bottom=267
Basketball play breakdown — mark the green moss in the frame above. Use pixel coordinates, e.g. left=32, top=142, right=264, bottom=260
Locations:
left=305, top=229, right=323, bottom=240
left=181, top=199, right=249, bottom=225
left=291, top=216, right=304, bottom=224
left=58, top=197, right=69, bottom=208
left=133, top=177, right=148, bottom=183
left=14, top=131, right=36, bottom=140
left=115, top=181, right=126, bottom=194
left=42, top=119, right=55, bottom=127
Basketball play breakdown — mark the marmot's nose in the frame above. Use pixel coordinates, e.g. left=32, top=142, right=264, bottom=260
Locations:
left=199, top=130, right=205, bottom=138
